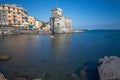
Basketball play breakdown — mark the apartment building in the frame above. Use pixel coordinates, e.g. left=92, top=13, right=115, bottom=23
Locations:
left=0, top=4, right=28, bottom=27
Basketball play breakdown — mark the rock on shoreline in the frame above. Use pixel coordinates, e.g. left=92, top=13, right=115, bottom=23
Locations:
left=98, top=56, right=120, bottom=80
left=0, top=73, right=6, bottom=80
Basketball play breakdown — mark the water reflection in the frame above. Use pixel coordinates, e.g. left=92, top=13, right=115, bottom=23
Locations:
left=0, top=35, right=41, bottom=55
left=50, top=34, right=71, bottom=60
left=0, top=31, right=120, bottom=80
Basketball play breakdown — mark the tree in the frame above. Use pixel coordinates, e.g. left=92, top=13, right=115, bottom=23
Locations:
left=41, top=22, right=47, bottom=29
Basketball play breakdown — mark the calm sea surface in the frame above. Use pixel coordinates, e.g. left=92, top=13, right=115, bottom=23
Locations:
left=0, top=30, right=120, bottom=80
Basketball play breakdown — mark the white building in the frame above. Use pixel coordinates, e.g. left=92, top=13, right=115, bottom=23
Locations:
left=35, top=20, right=42, bottom=29
left=50, top=8, right=72, bottom=33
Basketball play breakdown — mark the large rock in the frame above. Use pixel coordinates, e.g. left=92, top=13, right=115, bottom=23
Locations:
left=0, top=55, right=11, bottom=61
left=14, top=76, right=32, bottom=80
left=98, top=56, right=120, bottom=80
left=0, top=73, right=6, bottom=80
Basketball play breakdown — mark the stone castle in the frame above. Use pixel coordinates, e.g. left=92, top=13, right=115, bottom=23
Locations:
left=50, top=8, right=72, bottom=33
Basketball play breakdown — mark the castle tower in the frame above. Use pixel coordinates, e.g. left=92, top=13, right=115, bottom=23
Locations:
left=52, top=8, right=62, bottom=17
left=50, top=8, right=72, bottom=33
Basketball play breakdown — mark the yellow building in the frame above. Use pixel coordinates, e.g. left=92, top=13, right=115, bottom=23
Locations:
left=0, top=4, right=28, bottom=27
left=28, top=16, right=42, bottom=29
left=27, top=16, right=36, bottom=28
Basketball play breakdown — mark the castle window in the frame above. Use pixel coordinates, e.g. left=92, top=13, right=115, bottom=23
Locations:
left=8, top=11, right=10, bottom=13
left=3, top=6, right=4, bottom=9
left=57, top=23, right=60, bottom=25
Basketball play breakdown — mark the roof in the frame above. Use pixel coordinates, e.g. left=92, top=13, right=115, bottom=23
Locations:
left=0, top=4, right=27, bottom=11
left=52, top=8, right=62, bottom=11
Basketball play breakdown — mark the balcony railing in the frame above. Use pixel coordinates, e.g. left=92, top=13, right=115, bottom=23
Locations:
left=8, top=18, right=12, bottom=19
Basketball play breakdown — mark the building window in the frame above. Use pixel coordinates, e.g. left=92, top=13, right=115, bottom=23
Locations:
left=8, top=7, right=10, bottom=10
left=14, top=20, right=16, bottom=24
left=2, top=11, right=5, bottom=14
left=18, top=12, right=20, bottom=15
left=9, top=20, right=11, bottom=23
left=8, top=11, right=10, bottom=14
left=3, top=6, right=4, bottom=9
left=59, top=18, right=61, bottom=20
left=13, top=8, right=15, bottom=10
left=1, top=20, right=6, bottom=24
left=2, top=15, right=6, bottom=19
left=57, top=23, right=60, bottom=25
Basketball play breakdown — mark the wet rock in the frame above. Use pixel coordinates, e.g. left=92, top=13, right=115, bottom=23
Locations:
left=79, top=67, right=87, bottom=80
left=14, top=75, right=32, bottom=80
left=0, top=73, right=6, bottom=80
left=71, top=74, right=80, bottom=80
left=65, top=73, right=80, bottom=80
left=98, top=56, right=120, bottom=80
left=0, top=55, right=11, bottom=61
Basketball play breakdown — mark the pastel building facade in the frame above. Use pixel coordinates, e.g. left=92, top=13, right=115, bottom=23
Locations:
left=0, top=4, right=28, bottom=27
left=27, top=16, right=42, bottom=28
left=50, top=8, right=72, bottom=33
left=35, top=20, right=42, bottom=29
left=27, top=16, right=35, bottom=28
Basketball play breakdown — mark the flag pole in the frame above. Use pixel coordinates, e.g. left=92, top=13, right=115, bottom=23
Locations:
left=56, top=0, right=58, bottom=8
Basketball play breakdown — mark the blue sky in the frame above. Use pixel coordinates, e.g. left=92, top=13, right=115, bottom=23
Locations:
left=1, top=0, right=120, bottom=29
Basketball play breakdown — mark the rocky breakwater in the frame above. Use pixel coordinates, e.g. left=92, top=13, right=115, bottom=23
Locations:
left=98, top=56, right=120, bottom=80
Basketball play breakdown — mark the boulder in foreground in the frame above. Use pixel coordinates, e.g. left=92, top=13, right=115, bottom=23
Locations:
left=0, top=55, right=11, bottom=61
left=98, top=56, right=120, bottom=80
left=0, top=73, right=6, bottom=80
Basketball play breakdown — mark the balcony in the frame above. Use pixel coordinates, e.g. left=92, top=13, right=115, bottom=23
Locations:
left=8, top=14, right=11, bottom=15
left=8, top=18, right=12, bottom=20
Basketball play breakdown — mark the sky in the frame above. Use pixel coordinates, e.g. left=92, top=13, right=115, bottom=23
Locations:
left=0, top=0, right=120, bottom=29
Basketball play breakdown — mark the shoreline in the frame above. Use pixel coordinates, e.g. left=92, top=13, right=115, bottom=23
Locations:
left=0, top=29, right=86, bottom=37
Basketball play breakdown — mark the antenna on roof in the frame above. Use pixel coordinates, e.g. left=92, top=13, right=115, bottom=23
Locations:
left=56, top=0, right=58, bottom=8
